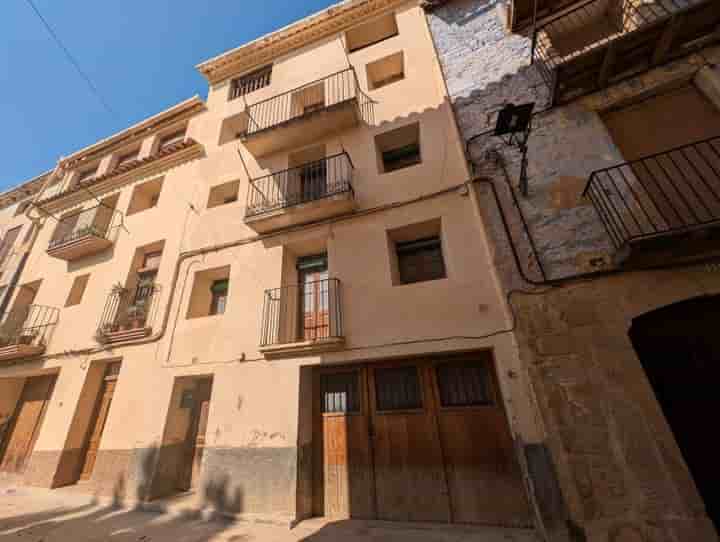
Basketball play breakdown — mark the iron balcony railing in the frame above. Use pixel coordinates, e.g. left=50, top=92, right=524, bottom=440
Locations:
left=245, top=152, right=354, bottom=218
left=531, top=0, right=699, bottom=93
left=583, top=136, right=720, bottom=249
left=48, top=204, right=115, bottom=250
left=245, top=68, right=374, bottom=136
left=97, top=283, right=161, bottom=337
left=0, top=304, right=59, bottom=351
left=260, top=278, right=343, bottom=347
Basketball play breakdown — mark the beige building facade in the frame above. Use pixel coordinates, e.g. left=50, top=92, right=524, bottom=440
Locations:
left=0, top=0, right=545, bottom=533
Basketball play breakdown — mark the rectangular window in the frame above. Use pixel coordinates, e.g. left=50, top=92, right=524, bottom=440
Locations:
left=375, top=123, right=421, bottom=173
left=142, top=251, right=163, bottom=272
left=0, top=226, right=21, bottom=268
left=321, top=372, right=360, bottom=414
left=396, top=236, right=446, bottom=284
left=346, top=12, right=398, bottom=53
left=367, top=52, right=405, bottom=90
left=210, top=279, right=229, bottom=315
left=374, top=366, right=422, bottom=411
left=77, top=167, right=98, bottom=184
left=230, top=66, right=272, bottom=100
left=116, top=149, right=140, bottom=167
left=65, top=274, right=90, bottom=307
left=436, top=362, right=493, bottom=407
left=207, top=180, right=240, bottom=209
left=159, top=129, right=186, bottom=151
left=127, top=178, right=163, bottom=215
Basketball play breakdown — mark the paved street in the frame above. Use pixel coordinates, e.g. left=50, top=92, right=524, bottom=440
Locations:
left=0, top=485, right=538, bottom=542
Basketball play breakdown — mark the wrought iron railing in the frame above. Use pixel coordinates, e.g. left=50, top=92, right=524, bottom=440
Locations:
left=260, top=278, right=343, bottom=347
left=48, top=204, right=115, bottom=250
left=583, top=136, right=720, bottom=248
left=97, top=283, right=161, bottom=337
left=0, top=304, right=59, bottom=351
left=245, top=152, right=354, bottom=217
left=531, top=0, right=697, bottom=91
left=245, top=68, right=374, bottom=135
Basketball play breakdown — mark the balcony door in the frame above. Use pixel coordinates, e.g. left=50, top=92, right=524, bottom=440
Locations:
left=298, top=254, right=329, bottom=341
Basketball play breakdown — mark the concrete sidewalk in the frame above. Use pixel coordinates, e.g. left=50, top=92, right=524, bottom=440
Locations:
left=0, top=485, right=539, bottom=541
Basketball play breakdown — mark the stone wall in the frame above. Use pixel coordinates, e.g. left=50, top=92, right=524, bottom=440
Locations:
left=425, top=0, right=720, bottom=539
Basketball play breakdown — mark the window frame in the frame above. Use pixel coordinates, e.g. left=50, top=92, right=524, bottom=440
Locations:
left=65, top=274, right=90, bottom=308
left=229, top=65, right=273, bottom=101
left=395, top=236, right=447, bottom=285
left=209, top=279, right=229, bottom=316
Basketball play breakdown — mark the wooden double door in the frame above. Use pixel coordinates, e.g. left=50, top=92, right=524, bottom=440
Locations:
left=0, top=375, right=56, bottom=474
left=313, top=355, right=531, bottom=526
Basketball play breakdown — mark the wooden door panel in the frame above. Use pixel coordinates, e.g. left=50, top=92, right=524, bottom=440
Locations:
left=317, top=369, right=374, bottom=519
left=0, top=376, right=55, bottom=474
left=80, top=379, right=116, bottom=481
left=369, top=364, right=451, bottom=523
left=432, top=358, right=531, bottom=526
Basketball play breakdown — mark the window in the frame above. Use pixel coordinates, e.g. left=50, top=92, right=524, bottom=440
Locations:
left=65, top=274, right=90, bottom=307
left=207, top=180, right=240, bottom=209
left=127, top=178, right=163, bottom=215
left=375, top=123, right=421, bottom=173
left=116, top=149, right=140, bottom=168
left=346, top=12, right=398, bottom=53
left=291, top=83, right=325, bottom=119
left=210, top=279, right=229, bottom=315
left=374, top=366, right=422, bottom=411
left=397, top=237, right=446, bottom=284
left=321, top=372, right=360, bottom=413
left=0, top=226, right=21, bottom=268
left=141, top=251, right=163, bottom=272
left=186, top=266, right=231, bottom=319
left=436, top=361, right=493, bottom=407
left=158, top=129, right=186, bottom=151
left=366, top=52, right=404, bottom=90
left=230, top=66, right=272, bottom=100
left=218, top=113, right=250, bottom=145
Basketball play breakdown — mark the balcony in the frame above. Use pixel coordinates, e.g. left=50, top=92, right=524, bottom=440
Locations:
left=96, top=283, right=161, bottom=344
left=244, top=153, right=355, bottom=232
left=532, top=0, right=720, bottom=105
left=584, top=136, right=720, bottom=267
left=47, top=204, right=116, bottom=261
left=243, top=69, right=375, bottom=157
left=259, top=278, right=344, bottom=358
left=0, top=305, right=59, bottom=363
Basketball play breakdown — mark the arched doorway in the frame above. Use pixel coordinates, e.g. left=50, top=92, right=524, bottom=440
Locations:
left=629, top=294, right=720, bottom=531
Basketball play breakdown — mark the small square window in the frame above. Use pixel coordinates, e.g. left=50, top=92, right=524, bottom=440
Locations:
left=127, top=178, right=163, bottom=215
left=346, top=12, right=398, bottom=53
left=116, top=149, right=140, bottom=168
left=210, top=279, right=229, bottom=315
left=374, top=366, right=422, bottom=411
left=321, top=372, right=360, bottom=413
left=76, top=167, right=98, bottom=184
left=396, top=237, right=446, bottom=284
left=375, top=123, right=421, bottom=173
left=230, top=66, right=272, bottom=100
left=65, top=274, right=90, bottom=307
left=366, top=52, right=405, bottom=90
left=436, top=361, right=493, bottom=407
left=159, top=129, right=186, bottom=151
left=207, top=180, right=240, bottom=209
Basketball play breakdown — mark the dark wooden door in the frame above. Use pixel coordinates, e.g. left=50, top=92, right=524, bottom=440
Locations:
left=79, top=366, right=119, bottom=481
left=298, top=255, right=329, bottom=341
left=630, top=295, right=720, bottom=532
left=368, top=362, right=451, bottom=523
left=0, top=375, right=56, bottom=473
left=429, top=356, right=531, bottom=525
left=313, top=368, right=375, bottom=519
left=177, top=378, right=212, bottom=491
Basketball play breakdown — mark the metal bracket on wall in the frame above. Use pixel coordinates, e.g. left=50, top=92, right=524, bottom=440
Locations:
left=493, top=102, right=535, bottom=197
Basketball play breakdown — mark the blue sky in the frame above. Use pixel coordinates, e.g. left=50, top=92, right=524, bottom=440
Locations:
left=1, top=0, right=338, bottom=190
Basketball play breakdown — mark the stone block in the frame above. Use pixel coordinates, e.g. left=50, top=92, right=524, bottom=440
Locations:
left=535, top=333, right=574, bottom=356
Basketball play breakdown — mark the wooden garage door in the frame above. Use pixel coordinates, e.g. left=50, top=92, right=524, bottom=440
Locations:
left=315, top=355, right=531, bottom=525
left=0, top=375, right=56, bottom=473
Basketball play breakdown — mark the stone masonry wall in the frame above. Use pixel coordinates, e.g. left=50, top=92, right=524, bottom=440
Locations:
left=426, top=0, right=720, bottom=540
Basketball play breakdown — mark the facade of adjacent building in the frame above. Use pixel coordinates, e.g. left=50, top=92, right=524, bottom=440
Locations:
left=1, top=0, right=719, bottom=540
left=425, top=0, right=720, bottom=540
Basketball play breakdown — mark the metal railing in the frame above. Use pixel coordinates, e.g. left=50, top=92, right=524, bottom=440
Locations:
left=583, top=136, right=720, bottom=248
left=97, top=283, right=161, bottom=337
left=260, top=278, right=343, bottom=347
left=245, top=68, right=374, bottom=136
left=0, top=304, right=59, bottom=351
left=230, top=67, right=272, bottom=100
left=531, top=0, right=697, bottom=91
left=48, top=204, right=115, bottom=250
left=245, top=152, right=354, bottom=217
